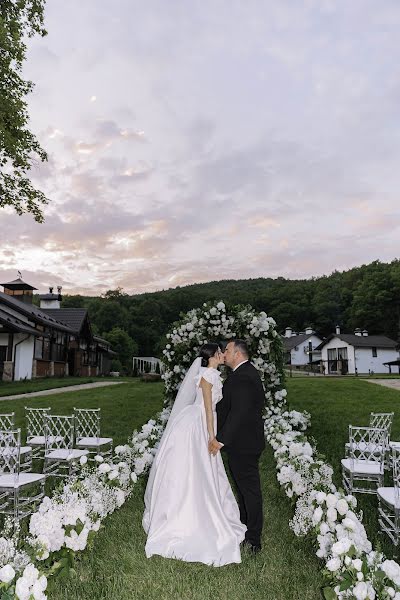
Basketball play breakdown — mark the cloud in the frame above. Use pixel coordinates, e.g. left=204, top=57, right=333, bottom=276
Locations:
left=1, top=0, right=399, bottom=295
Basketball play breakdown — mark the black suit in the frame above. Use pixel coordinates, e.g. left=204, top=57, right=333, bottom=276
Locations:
left=216, top=361, right=265, bottom=548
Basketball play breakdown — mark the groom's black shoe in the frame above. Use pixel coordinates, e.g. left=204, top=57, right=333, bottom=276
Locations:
left=241, top=540, right=261, bottom=554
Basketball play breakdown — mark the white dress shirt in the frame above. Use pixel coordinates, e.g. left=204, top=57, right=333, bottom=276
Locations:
left=233, top=359, right=249, bottom=372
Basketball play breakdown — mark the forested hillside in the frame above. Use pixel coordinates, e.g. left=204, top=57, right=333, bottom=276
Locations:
left=50, top=259, right=400, bottom=367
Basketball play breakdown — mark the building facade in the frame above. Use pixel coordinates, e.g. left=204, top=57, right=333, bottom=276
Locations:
left=282, top=327, right=323, bottom=367
left=316, top=327, right=399, bottom=375
left=0, top=276, right=115, bottom=381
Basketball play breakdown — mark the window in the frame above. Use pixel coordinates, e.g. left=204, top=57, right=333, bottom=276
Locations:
left=372, top=347, right=377, bottom=357
left=328, top=348, right=338, bottom=372
left=34, top=336, right=50, bottom=360
left=51, top=333, right=67, bottom=362
left=338, top=347, right=348, bottom=360
left=34, top=337, right=43, bottom=359
left=82, top=349, right=97, bottom=366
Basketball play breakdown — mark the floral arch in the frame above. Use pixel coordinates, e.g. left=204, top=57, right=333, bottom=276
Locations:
left=161, top=300, right=286, bottom=409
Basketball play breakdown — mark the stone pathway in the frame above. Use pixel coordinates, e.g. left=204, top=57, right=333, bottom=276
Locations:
left=364, top=379, right=400, bottom=391
left=0, top=381, right=126, bottom=401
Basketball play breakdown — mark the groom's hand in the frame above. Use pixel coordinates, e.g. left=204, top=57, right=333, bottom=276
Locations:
left=208, top=438, right=223, bottom=456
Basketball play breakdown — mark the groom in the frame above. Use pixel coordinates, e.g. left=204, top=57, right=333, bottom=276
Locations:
left=209, top=339, right=265, bottom=553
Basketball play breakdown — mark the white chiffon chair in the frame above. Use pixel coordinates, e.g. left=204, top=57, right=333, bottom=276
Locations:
left=43, top=415, right=89, bottom=477
left=0, top=429, right=45, bottom=520
left=74, top=408, right=113, bottom=458
left=342, top=426, right=387, bottom=495
left=0, top=412, right=32, bottom=472
left=345, top=412, right=394, bottom=462
left=25, top=407, right=52, bottom=460
left=0, top=413, right=15, bottom=431
left=378, top=447, right=400, bottom=548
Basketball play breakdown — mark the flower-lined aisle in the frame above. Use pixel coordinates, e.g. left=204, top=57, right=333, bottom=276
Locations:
left=265, top=405, right=400, bottom=599
left=0, top=407, right=171, bottom=599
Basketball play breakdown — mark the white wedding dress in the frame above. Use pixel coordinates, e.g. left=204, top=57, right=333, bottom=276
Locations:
left=142, top=362, right=246, bottom=566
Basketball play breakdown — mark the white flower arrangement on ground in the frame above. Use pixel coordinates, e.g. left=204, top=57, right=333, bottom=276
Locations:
left=0, top=406, right=171, bottom=600
left=161, top=300, right=285, bottom=408
left=265, top=404, right=400, bottom=599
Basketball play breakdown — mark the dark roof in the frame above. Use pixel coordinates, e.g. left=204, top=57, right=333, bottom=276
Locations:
left=1, top=277, right=37, bottom=290
left=0, top=307, right=44, bottom=336
left=0, top=291, right=72, bottom=333
left=93, top=336, right=117, bottom=355
left=94, top=335, right=110, bottom=345
left=41, top=308, right=89, bottom=334
left=283, top=333, right=317, bottom=350
left=316, top=334, right=398, bottom=350
left=383, top=360, right=400, bottom=366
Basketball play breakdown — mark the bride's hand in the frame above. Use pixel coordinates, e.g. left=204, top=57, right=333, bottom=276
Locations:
left=208, top=437, right=223, bottom=456
left=208, top=437, right=216, bottom=454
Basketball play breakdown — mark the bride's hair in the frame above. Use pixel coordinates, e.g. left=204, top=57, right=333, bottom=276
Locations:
left=199, top=343, right=221, bottom=367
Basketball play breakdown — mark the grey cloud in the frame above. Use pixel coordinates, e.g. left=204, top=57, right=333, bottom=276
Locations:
left=2, top=0, right=399, bottom=294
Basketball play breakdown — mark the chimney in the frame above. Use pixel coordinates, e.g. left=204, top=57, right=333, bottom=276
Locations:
left=291, top=331, right=298, bottom=337
left=305, top=327, right=313, bottom=335
left=39, top=285, right=63, bottom=310
left=285, top=327, right=292, bottom=338
left=354, top=328, right=362, bottom=337
left=335, top=325, right=341, bottom=335
left=362, top=329, right=368, bottom=337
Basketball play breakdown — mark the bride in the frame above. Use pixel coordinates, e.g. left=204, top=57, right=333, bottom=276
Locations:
left=142, top=343, right=246, bottom=566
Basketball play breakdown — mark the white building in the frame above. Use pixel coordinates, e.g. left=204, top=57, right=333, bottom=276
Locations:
left=316, top=326, right=399, bottom=375
left=0, top=275, right=115, bottom=381
left=282, top=327, right=323, bottom=367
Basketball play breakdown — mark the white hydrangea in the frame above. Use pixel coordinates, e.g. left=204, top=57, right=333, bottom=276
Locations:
left=15, top=564, right=47, bottom=600
left=0, top=564, right=15, bottom=583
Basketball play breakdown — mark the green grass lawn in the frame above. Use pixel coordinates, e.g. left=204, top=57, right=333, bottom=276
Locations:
left=13, top=377, right=395, bottom=599
left=27, top=379, right=322, bottom=600
left=0, top=376, right=123, bottom=398
left=0, top=380, right=162, bottom=443
left=288, top=377, right=400, bottom=560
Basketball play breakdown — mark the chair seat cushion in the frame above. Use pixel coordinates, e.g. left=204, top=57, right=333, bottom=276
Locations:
left=28, top=435, right=63, bottom=446
left=341, top=458, right=383, bottom=475
left=46, top=449, right=89, bottom=461
left=1, top=446, right=32, bottom=457
left=378, top=487, right=397, bottom=506
left=76, top=437, right=113, bottom=447
left=0, top=473, right=45, bottom=489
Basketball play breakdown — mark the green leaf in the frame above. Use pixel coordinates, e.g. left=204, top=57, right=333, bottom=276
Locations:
left=75, top=519, right=84, bottom=535
left=0, top=588, right=16, bottom=600
left=322, top=586, right=337, bottom=600
left=339, top=578, right=353, bottom=592
left=57, top=567, right=70, bottom=580
left=348, top=545, right=357, bottom=558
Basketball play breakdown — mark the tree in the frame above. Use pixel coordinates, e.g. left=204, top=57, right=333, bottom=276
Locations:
left=0, top=1, right=49, bottom=222
left=350, top=261, right=396, bottom=336
left=102, top=288, right=127, bottom=300
left=92, top=299, right=130, bottom=333
left=102, top=327, right=138, bottom=371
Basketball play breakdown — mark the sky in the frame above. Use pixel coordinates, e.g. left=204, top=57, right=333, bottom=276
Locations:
left=1, top=0, right=400, bottom=296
